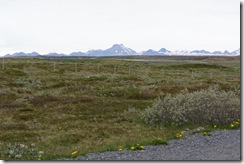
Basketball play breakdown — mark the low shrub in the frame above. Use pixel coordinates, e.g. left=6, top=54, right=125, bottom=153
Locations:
left=3, top=143, right=44, bottom=160
left=141, top=87, right=240, bottom=126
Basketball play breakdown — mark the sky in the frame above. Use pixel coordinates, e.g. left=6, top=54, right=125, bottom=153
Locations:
left=0, top=0, right=240, bottom=55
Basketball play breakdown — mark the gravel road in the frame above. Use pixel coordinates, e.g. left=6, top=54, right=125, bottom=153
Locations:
left=64, top=129, right=241, bottom=160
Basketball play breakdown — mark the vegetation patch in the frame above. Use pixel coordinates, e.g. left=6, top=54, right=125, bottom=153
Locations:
left=141, top=86, right=240, bottom=126
left=0, top=56, right=240, bottom=160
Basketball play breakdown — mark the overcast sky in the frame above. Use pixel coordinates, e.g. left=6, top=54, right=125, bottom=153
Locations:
left=0, top=0, right=240, bottom=55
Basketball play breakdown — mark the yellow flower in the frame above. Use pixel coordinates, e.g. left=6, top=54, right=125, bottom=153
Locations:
left=203, top=132, right=207, bottom=135
left=214, top=125, right=217, bottom=128
left=140, top=146, right=144, bottom=149
left=131, top=146, right=135, bottom=150
left=118, top=146, right=123, bottom=151
left=71, top=151, right=78, bottom=155
left=230, top=124, right=234, bottom=128
left=175, top=133, right=182, bottom=139
left=235, top=122, right=239, bottom=125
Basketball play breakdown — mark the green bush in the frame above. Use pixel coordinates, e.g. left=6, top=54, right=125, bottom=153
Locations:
left=141, top=87, right=240, bottom=126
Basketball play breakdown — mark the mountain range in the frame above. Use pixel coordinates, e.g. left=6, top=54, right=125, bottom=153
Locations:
left=3, top=44, right=240, bottom=57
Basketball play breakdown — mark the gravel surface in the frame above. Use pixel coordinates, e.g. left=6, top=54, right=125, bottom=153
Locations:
left=63, top=129, right=241, bottom=160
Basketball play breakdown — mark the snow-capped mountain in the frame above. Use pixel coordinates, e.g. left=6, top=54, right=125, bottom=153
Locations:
left=85, top=44, right=138, bottom=56
left=223, top=50, right=231, bottom=55
left=158, top=48, right=171, bottom=55
left=231, top=49, right=240, bottom=55
left=191, top=50, right=210, bottom=54
left=104, top=44, right=138, bottom=56
left=170, top=50, right=192, bottom=55
left=3, top=45, right=240, bottom=57
left=168, top=49, right=240, bottom=56
left=141, top=48, right=171, bottom=55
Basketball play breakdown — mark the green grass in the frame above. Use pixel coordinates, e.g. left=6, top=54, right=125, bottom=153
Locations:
left=0, top=56, right=240, bottom=160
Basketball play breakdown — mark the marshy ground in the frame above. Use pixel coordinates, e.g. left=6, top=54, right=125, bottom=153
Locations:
left=0, top=55, right=240, bottom=160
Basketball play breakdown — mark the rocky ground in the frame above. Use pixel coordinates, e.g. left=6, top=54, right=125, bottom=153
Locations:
left=61, top=129, right=241, bottom=160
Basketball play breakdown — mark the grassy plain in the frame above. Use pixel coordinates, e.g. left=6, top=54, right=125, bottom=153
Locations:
left=0, top=55, right=240, bottom=160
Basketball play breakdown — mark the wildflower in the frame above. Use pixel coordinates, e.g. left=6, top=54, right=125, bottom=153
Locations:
left=118, top=146, right=123, bottom=151
left=175, top=132, right=183, bottom=139
left=235, top=122, right=239, bottom=125
left=71, top=151, right=78, bottom=155
left=214, top=125, right=217, bottom=128
left=131, top=146, right=135, bottom=150
left=140, top=146, right=144, bottom=149
left=203, top=132, right=207, bottom=136
left=230, top=124, right=234, bottom=128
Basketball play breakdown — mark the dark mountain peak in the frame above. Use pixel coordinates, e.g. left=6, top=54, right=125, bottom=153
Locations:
left=223, top=50, right=230, bottom=54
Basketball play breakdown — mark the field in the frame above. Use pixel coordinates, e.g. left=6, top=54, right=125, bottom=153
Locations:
left=0, top=55, right=240, bottom=160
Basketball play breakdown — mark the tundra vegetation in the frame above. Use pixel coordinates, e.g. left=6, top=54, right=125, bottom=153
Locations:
left=0, top=56, right=240, bottom=160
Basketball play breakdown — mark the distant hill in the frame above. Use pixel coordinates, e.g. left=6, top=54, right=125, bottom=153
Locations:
left=69, top=52, right=86, bottom=56
left=5, top=52, right=41, bottom=57
left=141, top=48, right=171, bottom=55
left=141, top=49, right=160, bottom=55
left=191, top=50, right=211, bottom=54
left=44, top=53, right=66, bottom=57
left=3, top=45, right=240, bottom=57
